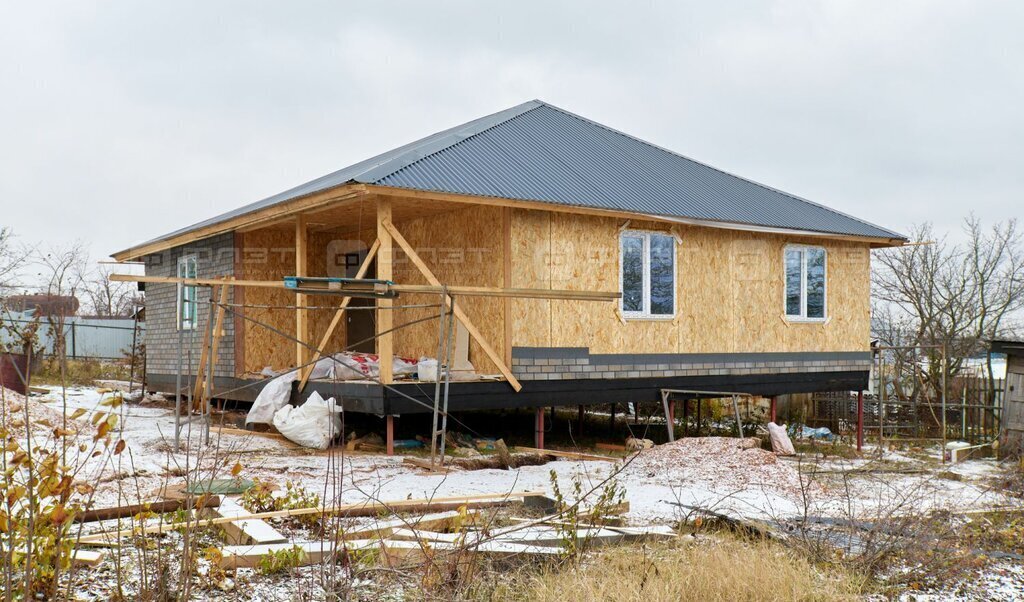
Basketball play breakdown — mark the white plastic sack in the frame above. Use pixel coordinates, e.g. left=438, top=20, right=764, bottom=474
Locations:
left=247, top=356, right=342, bottom=425
left=767, top=422, right=796, bottom=456
left=246, top=370, right=299, bottom=425
left=272, top=391, right=342, bottom=450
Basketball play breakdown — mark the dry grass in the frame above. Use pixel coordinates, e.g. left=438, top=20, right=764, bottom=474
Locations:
left=486, top=536, right=867, bottom=602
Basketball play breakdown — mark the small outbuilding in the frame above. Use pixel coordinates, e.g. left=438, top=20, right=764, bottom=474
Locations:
left=991, top=339, right=1024, bottom=455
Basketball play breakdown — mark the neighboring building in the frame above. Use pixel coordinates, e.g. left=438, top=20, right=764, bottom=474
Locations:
left=991, top=340, right=1024, bottom=455
left=4, top=294, right=79, bottom=316
left=112, top=100, right=906, bottom=441
left=0, top=310, right=142, bottom=361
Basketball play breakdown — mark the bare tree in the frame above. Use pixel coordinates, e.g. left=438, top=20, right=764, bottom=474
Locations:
left=873, top=217, right=1024, bottom=400
left=83, top=264, right=140, bottom=317
left=0, top=227, right=30, bottom=296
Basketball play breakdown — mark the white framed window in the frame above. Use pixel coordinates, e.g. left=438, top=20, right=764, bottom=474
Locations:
left=620, top=231, right=676, bottom=319
left=177, top=255, right=198, bottom=330
left=784, top=245, right=827, bottom=321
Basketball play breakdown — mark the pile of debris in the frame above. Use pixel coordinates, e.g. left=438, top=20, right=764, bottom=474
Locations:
left=73, top=487, right=674, bottom=574
left=622, top=437, right=808, bottom=498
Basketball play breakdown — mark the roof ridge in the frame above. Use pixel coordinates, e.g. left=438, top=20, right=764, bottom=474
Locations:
left=354, top=100, right=544, bottom=183
left=534, top=100, right=904, bottom=239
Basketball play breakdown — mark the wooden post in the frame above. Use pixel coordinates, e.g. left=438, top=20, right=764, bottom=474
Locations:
left=769, top=396, right=777, bottom=423
left=377, top=199, right=393, bottom=385
left=295, top=215, right=308, bottom=369
left=386, top=415, right=395, bottom=456
left=535, top=407, right=545, bottom=449
left=856, top=390, right=864, bottom=452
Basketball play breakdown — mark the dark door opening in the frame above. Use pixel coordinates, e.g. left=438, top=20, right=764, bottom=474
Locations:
left=342, top=251, right=376, bottom=354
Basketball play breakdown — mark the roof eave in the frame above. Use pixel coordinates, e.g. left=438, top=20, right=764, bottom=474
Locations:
left=110, top=183, right=369, bottom=261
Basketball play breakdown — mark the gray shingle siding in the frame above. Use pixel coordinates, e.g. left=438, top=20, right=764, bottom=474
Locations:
left=143, top=232, right=235, bottom=384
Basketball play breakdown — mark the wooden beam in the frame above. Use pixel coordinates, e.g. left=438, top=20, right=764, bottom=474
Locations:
left=74, top=495, right=222, bottom=523
left=109, top=274, right=619, bottom=301
left=194, top=282, right=229, bottom=410
left=295, top=214, right=308, bottom=369
left=381, top=219, right=523, bottom=392
left=377, top=198, right=393, bottom=384
left=503, top=206, right=513, bottom=368
left=112, top=185, right=369, bottom=261
left=298, top=239, right=380, bottom=392
left=513, top=446, right=617, bottom=462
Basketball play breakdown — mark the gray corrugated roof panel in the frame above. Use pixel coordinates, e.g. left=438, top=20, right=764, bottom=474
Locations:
left=120, top=99, right=904, bottom=256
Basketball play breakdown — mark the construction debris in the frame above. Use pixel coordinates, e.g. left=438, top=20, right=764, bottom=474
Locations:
left=514, top=446, right=618, bottom=462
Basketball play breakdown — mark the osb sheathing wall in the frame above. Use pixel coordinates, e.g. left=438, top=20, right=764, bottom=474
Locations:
left=391, top=204, right=504, bottom=373
left=236, top=227, right=373, bottom=374
left=510, top=209, right=871, bottom=354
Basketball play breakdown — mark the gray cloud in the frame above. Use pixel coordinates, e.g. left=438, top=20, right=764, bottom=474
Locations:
left=2, top=0, right=1021, bottom=269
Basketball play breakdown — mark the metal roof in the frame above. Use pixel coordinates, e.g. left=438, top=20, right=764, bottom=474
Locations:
left=123, top=99, right=905, bottom=255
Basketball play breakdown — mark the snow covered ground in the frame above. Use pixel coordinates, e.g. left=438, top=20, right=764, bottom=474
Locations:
left=14, top=384, right=1024, bottom=600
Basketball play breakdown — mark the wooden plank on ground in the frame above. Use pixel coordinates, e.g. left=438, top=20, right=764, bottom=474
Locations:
left=75, top=495, right=221, bottom=523
left=595, top=442, right=627, bottom=452
left=72, top=550, right=105, bottom=568
left=402, top=456, right=451, bottom=474
left=342, top=509, right=475, bottom=541
left=78, top=490, right=546, bottom=544
left=210, top=497, right=288, bottom=545
left=513, top=447, right=618, bottom=462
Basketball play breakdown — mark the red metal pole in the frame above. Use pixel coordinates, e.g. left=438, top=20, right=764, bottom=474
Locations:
left=535, top=406, right=545, bottom=449
left=856, top=391, right=864, bottom=452
left=769, top=396, right=777, bottom=423
left=386, top=415, right=395, bottom=456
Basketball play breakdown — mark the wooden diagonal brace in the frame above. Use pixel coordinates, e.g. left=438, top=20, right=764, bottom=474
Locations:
left=381, top=219, right=523, bottom=392
left=193, top=281, right=230, bottom=411
left=297, top=239, right=380, bottom=392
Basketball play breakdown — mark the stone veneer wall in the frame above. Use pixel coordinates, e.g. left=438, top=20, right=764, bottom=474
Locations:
left=511, top=347, right=871, bottom=381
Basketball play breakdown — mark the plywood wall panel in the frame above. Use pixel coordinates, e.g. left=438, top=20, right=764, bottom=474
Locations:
left=237, top=228, right=297, bottom=373
left=390, top=203, right=505, bottom=373
left=510, top=211, right=872, bottom=355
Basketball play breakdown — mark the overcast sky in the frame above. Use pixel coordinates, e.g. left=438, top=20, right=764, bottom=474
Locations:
left=2, top=0, right=1021, bottom=271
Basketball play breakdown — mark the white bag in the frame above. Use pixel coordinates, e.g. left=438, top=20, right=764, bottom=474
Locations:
left=246, top=370, right=299, bottom=425
left=272, top=391, right=342, bottom=450
left=767, top=422, right=796, bottom=456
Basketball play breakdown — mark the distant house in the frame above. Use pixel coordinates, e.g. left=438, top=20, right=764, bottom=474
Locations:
left=112, top=100, right=906, bottom=448
left=4, top=294, right=79, bottom=316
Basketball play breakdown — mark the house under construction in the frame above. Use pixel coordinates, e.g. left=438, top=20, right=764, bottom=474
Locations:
left=111, top=100, right=907, bottom=450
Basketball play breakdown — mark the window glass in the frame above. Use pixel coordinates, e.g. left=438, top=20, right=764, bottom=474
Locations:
left=805, top=248, right=826, bottom=319
left=178, top=256, right=198, bottom=329
left=785, top=248, right=803, bottom=317
left=649, top=234, right=675, bottom=315
left=621, top=236, right=644, bottom=312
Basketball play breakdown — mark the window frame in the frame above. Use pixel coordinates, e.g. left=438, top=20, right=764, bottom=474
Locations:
left=619, top=230, right=677, bottom=321
left=782, top=244, right=828, bottom=322
left=177, top=254, right=198, bottom=331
